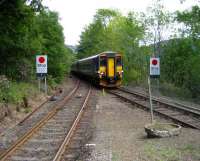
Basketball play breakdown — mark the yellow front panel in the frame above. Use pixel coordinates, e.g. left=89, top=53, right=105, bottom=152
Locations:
left=116, top=66, right=122, bottom=72
left=108, top=58, right=114, bottom=77
left=100, top=66, right=106, bottom=73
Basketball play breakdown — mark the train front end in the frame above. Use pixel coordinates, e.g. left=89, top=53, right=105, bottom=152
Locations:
left=98, top=52, right=123, bottom=87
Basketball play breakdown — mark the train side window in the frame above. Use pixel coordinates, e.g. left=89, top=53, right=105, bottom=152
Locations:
left=94, top=58, right=99, bottom=70
left=100, top=57, right=106, bottom=66
left=116, top=57, right=122, bottom=66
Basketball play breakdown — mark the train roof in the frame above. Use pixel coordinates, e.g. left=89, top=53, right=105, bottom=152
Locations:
left=78, top=51, right=120, bottom=62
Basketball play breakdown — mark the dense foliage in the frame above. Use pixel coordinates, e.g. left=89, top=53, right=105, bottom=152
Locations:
left=0, top=0, right=73, bottom=82
left=78, top=9, right=146, bottom=83
left=161, top=5, right=200, bottom=97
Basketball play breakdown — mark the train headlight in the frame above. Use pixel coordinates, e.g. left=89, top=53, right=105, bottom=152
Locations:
left=98, top=71, right=105, bottom=78
left=118, top=70, right=123, bottom=77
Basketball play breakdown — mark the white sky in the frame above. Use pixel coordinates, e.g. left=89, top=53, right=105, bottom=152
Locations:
left=43, top=0, right=199, bottom=45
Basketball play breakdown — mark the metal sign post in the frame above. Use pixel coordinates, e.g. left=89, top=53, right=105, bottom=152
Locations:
left=36, top=55, right=48, bottom=94
left=38, top=77, right=41, bottom=92
left=44, top=76, right=47, bottom=95
left=148, top=57, right=160, bottom=124
left=148, top=77, right=154, bottom=123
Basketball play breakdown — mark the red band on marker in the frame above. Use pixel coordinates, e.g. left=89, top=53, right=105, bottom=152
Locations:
left=152, top=59, right=158, bottom=65
left=39, top=57, right=45, bottom=63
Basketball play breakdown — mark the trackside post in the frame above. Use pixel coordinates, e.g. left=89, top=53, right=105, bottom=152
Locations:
left=36, top=55, right=48, bottom=94
left=102, top=88, right=105, bottom=96
left=148, top=77, right=154, bottom=123
left=148, top=57, right=160, bottom=123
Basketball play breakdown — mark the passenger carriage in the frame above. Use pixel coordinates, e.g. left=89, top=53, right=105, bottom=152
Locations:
left=71, top=51, right=123, bottom=87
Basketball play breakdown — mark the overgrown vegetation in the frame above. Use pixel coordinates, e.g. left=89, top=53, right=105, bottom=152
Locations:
left=161, top=5, right=200, bottom=98
left=0, top=0, right=74, bottom=104
left=0, top=76, right=39, bottom=104
left=0, top=0, right=74, bottom=82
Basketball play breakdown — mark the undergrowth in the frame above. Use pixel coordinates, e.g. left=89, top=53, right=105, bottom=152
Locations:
left=0, top=76, right=39, bottom=104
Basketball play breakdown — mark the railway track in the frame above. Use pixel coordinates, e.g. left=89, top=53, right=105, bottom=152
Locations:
left=107, top=88, right=200, bottom=130
left=0, top=79, right=78, bottom=151
left=0, top=81, right=92, bottom=161
left=54, top=90, right=94, bottom=161
left=120, top=87, right=200, bottom=115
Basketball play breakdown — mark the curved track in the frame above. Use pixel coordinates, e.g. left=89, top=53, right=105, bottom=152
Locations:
left=108, top=88, right=200, bottom=130
left=120, top=87, right=200, bottom=115
left=0, top=81, right=92, bottom=161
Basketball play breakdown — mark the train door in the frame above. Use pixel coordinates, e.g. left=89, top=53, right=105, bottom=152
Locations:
left=116, top=56, right=123, bottom=78
left=107, top=57, right=115, bottom=77
left=99, top=56, right=107, bottom=76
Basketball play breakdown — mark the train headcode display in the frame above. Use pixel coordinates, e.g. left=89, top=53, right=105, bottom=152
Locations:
left=36, top=55, right=47, bottom=75
left=150, top=57, right=160, bottom=78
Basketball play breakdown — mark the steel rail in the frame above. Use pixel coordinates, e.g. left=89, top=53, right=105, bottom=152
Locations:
left=18, top=87, right=62, bottom=125
left=0, top=81, right=80, bottom=161
left=119, top=87, right=200, bottom=116
left=53, top=86, right=92, bottom=161
left=108, top=89, right=200, bottom=130
left=0, top=83, right=64, bottom=136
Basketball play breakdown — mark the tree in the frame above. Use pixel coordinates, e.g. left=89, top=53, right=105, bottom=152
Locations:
left=161, top=38, right=200, bottom=97
left=106, top=12, right=145, bottom=83
left=36, top=10, right=74, bottom=82
left=26, top=0, right=44, bottom=11
left=160, top=5, right=200, bottom=97
left=77, top=9, right=120, bottom=58
left=177, top=5, right=200, bottom=39
left=0, top=0, right=38, bottom=80
left=0, top=1, right=73, bottom=82
left=142, top=0, right=170, bottom=56
left=77, top=9, right=145, bottom=83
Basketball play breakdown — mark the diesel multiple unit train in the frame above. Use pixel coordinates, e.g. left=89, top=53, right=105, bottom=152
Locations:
left=71, top=51, right=123, bottom=87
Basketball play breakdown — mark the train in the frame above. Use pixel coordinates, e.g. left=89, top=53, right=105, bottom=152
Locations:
left=71, top=51, right=123, bottom=87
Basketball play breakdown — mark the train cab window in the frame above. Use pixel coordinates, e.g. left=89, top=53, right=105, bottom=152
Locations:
left=100, top=57, right=107, bottom=66
left=116, top=57, right=122, bottom=66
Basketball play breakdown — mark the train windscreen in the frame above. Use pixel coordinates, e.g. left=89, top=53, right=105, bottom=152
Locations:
left=100, top=56, right=106, bottom=66
left=116, top=57, right=122, bottom=66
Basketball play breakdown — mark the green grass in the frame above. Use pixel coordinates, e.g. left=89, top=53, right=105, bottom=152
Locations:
left=158, top=82, right=192, bottom=99
left=149, top=123, right=177, bottom=131
left=143, top=142, right=200, bottom=161
left=23, top=107, right=32, bottom=113
left=112, top=152, right=120, bottom=161
left=144, top=143, right=180, bottom=161
left=179, top=144, right=200, bottom=160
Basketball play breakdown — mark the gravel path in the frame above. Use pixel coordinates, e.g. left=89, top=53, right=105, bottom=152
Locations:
left=87, top=92, right=200, bottom=161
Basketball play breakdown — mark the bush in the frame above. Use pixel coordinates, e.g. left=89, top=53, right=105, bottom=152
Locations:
left=47, top=75, right=58, bottom=89
left=0, top=77, right=39, bottom=104
left=158, top=82, right=193, bottom=101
